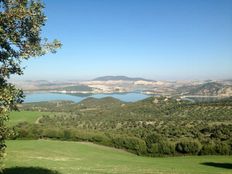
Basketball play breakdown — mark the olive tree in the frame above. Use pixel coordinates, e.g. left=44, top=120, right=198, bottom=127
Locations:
left=0, top=0, right=61, bottom=164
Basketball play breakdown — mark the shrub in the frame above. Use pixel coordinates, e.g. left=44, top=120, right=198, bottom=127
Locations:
left=176, top=139, right=201, bottom=155
left=215, top=142, right=230, bottom=155
left=150, top=141, right=175, bottom=156
left=200, top=142, right=216, bottom=155
left=111, top=135, right=147, bottom=155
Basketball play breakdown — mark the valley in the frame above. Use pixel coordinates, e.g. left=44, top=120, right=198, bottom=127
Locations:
left=8, top=96, right=232, bottom=157
left=5, top=77, right=232, bottom=174
left=1, top=0, right=231, bottom=173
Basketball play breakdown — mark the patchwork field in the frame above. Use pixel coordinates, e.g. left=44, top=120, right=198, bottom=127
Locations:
left=4, top=140, right=232, bottom=174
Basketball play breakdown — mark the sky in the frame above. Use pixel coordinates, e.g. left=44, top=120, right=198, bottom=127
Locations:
left=16, top=0, right=232, bottom=81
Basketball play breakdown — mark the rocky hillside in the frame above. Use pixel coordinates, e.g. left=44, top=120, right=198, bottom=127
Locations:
left=180, top=82, right=232, bottom=96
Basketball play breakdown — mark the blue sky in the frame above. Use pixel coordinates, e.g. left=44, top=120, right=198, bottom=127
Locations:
left=18, top=0, right=232, bottom=80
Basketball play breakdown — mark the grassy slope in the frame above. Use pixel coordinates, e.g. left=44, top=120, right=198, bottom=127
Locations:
left=5, top=140, right=232, bottom=174
left=7, top=111, right=50, bottom=127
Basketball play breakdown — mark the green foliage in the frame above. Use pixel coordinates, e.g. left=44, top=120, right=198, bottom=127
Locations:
left=145, top=133, right=162, bottom=152
left=111, top=135, right=147, bottom=155
left=215, top=142, right=231, bottom=155
left=0, top=0, right=61, bottom=166
left=176, top=139, right=202, bottom=155
left=158, top=141, right=175, bottom=155
left=6, top=96, right=232, bottom=157
left=145, top=133, right=176, bottom=156
left=200, top=141, right=217, bottom=155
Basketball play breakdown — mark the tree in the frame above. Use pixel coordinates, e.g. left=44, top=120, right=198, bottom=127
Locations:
left=145, top=133, right=162, bottom=153
left=176, top=139, right=201, bottom=155
left=0, top=0, right=61, bottom=165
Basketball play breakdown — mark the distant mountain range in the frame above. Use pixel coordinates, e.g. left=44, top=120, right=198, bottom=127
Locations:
left=93, top=76, right=154, bottom=81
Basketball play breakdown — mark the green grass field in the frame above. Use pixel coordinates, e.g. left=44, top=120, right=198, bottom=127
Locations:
left=7, top=111, right=51, bottom=127
left=4, top=140, right=232, bottom=174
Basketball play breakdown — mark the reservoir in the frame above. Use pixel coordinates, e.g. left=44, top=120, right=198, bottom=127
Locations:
left=24, top=92, right=151, bottom=103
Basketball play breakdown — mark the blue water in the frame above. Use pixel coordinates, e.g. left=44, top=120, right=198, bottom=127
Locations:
left=24, top=92, right=151, bottom=103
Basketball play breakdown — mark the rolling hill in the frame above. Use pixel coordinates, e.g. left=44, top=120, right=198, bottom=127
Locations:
left=79, top=97, right=123, bottom=108
left=4, top=140, right=232, bottom=174
left=178, top=82, right=232, bottom=96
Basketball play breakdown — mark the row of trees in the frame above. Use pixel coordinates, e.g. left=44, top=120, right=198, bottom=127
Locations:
left=10, top=122, right=232, bottom=156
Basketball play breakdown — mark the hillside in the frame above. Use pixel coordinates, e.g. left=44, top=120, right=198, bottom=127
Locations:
left=5, top=140, right=232, bottom=174
left=189, top=82, right=224, bottom=95
left=60, top=85, right=93, bottom=92
left=13, top=96, right=232, bottom=157
left=93, top=76, right=154, bottom=81
left=79, top=97, right=123, bottom=108
left=178, top=82, right=232, bottom=96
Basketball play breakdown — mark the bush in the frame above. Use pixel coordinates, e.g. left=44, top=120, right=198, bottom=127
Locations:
left=42, top=128, right=64, bottom=139
left=145, top=133, right=162, bottom=153
left=176, top=139, right=201, bottom=155
left=215, top=142, right=230, bottom=155
left=200, top=142, right=216, bottom=155
left=158, top=141, right=175, bottom=155
left=111, top=135, right=147, bottom=155
left=150, top=141, right=175, bottom=156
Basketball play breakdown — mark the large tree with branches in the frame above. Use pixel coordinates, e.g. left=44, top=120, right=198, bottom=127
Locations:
left=0, top=0, right=61, bottom=165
